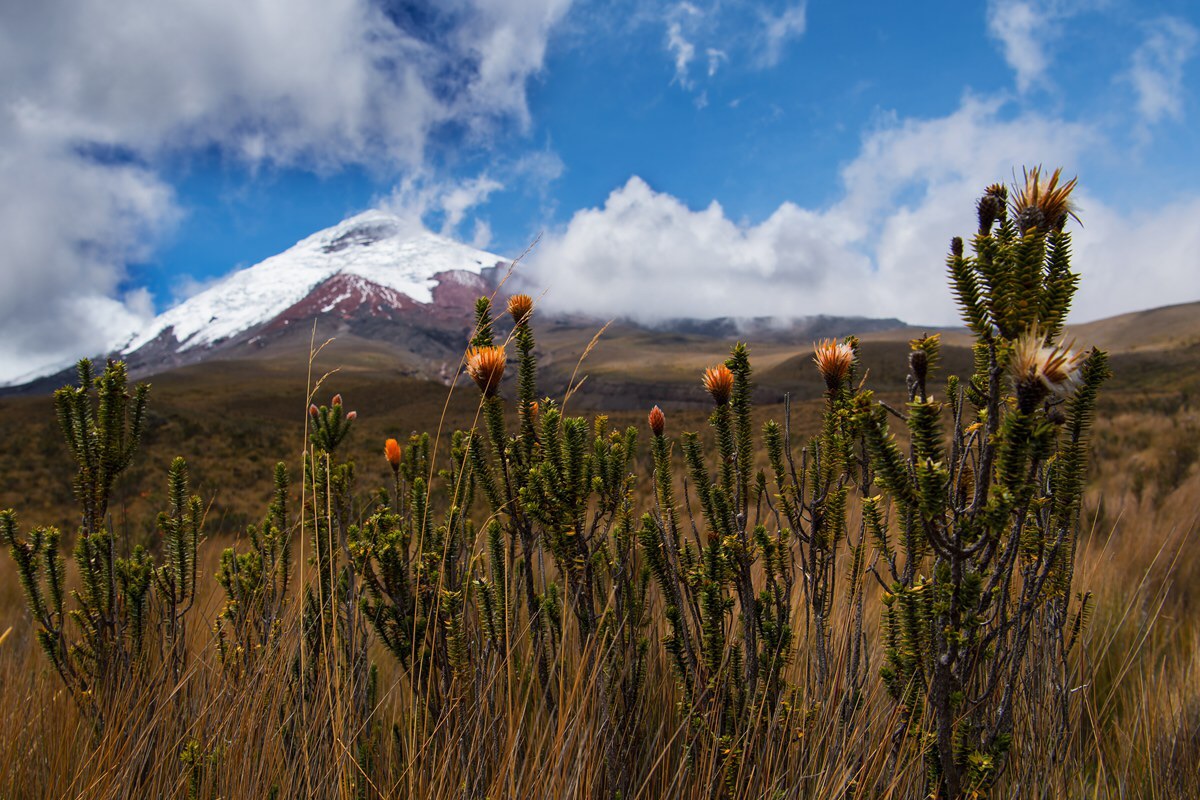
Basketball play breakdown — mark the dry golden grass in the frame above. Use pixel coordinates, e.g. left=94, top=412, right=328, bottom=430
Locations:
left=1, top=329, right=1198, bottom=798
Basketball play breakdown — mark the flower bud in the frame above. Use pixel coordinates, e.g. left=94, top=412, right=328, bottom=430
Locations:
left=648, top=405, right=665, bottom=437
left=346, top=411, right=357, bottom=421
left=507, top=293, right=534, bottom=326
left=309, top=404, right=319, bottom=418
left=331, top=394, right=342, bottom=407
left=909, top=348, right=928, bottom=387
left=977, top=183, right=1006, bottom=234
left=384, top=438, right=402, bottom=470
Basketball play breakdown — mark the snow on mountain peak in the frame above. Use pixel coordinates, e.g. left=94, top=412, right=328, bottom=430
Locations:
left=120, top=211, right=505, bottom=353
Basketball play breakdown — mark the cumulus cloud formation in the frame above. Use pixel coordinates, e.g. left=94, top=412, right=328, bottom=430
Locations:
left=0, top=0, right=570, bottom=383
left=526, top=176, right=875, bottom=321
left=1127, top=16, right=1198, bottom=125
left=526, top=96, right=1199, bottom=326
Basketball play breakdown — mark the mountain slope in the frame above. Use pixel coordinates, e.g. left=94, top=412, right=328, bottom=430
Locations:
left=106, top=210, right=506, bottom=375
left=120, top=210, right=505, bottom=353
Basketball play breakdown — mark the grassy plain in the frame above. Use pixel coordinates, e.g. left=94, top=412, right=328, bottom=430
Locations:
left=0, top=302, right=1197, bottom=798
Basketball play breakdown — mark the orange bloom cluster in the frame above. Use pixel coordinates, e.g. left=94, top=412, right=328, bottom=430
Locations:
left=702, top=364, right=734, bottom=405
left=507, top=294, right=534, bottom=326
left=813, top=339, right=854, bottom=390
left=466, top=345, right=506, bottom=397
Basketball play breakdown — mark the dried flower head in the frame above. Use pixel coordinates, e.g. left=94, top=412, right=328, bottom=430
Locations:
left=813, top=339, right=854, bottom=391
left=507, top=294, right=534, bottom=326
left=702, top=364, right=734, bottom=405
left=1010, top=325, right=1084, bottom=410
left=466, top=345, right=506, bottom=397
left=384, top=438, right=402, bottom=470
left=1012, top=166, right=1079, bottom=234
left=648, top=405, right=666, bottom=437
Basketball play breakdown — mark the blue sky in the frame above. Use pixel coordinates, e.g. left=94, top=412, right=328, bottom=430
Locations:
left=1, top=0, right=1198, bottom=382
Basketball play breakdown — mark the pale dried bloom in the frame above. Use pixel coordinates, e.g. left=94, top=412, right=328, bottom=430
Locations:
left=1012, top=166, right=1079, bottom=234
left=507, top=294, right=534, bottom=326
left=648, top=405, right=665, bottom=437
left=1010, top=325, right=1084, bottom=410
left=702, top=364, right=734, bottom=405
left=466, top=345, right=506, bottom=397
left=813, top=339, right=854, bottom=390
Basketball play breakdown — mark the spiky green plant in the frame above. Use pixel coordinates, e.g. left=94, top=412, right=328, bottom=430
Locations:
left=857, top=170, right=1108, bottom=798
left=215, top=461, right=292, bottom=675
left=1, top=359, right=200, bottom=723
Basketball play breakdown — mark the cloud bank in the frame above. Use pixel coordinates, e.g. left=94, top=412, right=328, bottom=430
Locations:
left=526, top=96, right=1199, bottom=326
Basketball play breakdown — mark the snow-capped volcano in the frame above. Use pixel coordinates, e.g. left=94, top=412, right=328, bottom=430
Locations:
left=117, top=210, right=506, bottom=358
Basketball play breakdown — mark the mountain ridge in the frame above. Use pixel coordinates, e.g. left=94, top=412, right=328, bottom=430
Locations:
left=6, top=209, right=1196, bottom=396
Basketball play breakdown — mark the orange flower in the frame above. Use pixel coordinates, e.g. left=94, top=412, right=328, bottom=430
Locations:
left=702, top=364, right=734, bottom=405
left=813, top=339, right=854, bottom=390
left=331, top=393, right=343, bottom=407
left=384, top=438, right=402, bottom=470
left=309, top=404, right=319, bottom=418
left=507, top=294, right=534, bottom=326
left=648, top=405, right=665, bottom=437
left=466, top=345, right=506, bottom=397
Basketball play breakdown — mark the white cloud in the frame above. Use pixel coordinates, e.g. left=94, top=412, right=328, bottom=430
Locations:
left=758, top=2, right=807, bottom=68
left=666, top=20, right=698, bottom=88
left=524, top=175, right=875, bottom=322
left=470, top=218, right=495, bottom=250
left=512, top=148, right=567, bottom=188
left=985, top=0, right=1100, bottom=93
left=655, top=2, right=806, bottom=99
left=1127, top=16, right=1198, bottom=126
left=379, top=173, right=504, bottom=240
left=706, top=48, right=728, bottom=77
left=0, top=135, right=178, bottom=382
left=525, top=95, right=1200, bottom=327
left=1068, top=197, right=1200, bottom=321
left=439, top=176, right=505, bottom=235
left=0, top=0, right=571, bottom=383
left=986, top=1, right=1051, bottom=92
